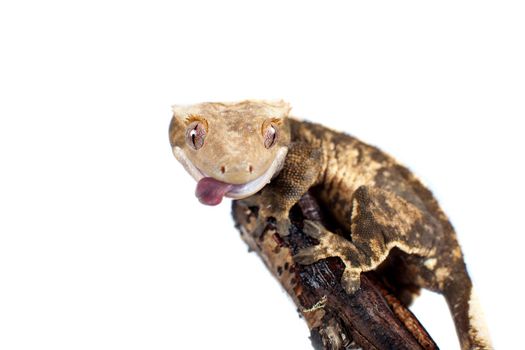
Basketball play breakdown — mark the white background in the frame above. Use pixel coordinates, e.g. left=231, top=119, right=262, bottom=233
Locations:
left=1, top=1, right=523, bottom=349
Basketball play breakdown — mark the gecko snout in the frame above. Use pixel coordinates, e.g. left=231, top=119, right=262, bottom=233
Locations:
left=216, top=163, right=258, bottom=184
left=219, top=164, right=254, bottom=174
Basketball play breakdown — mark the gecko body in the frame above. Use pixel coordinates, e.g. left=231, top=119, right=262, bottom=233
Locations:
left=169, top=100, right=492, bottom=350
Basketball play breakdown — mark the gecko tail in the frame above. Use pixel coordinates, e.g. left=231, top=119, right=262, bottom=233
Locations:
left=442, top=265, right=493, bottom=350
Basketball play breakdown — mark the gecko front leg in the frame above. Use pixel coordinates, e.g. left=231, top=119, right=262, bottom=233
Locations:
left=241, top=142, right=323, bottom=237
left=295, top=186, right=442, bottom=294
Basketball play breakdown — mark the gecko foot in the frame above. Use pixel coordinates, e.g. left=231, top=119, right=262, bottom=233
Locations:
left=294, top=220, right=363, bottom=294
left=238, top=195, right=292, bottom=237
left=251, top=213, right=292, bottom=237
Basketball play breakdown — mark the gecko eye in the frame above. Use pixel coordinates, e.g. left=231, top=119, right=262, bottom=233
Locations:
left=262, top=118, right=281, bottom=149
left=186, top=121, right=207, bottom=150
left=263, top=123, right=278, bottom=149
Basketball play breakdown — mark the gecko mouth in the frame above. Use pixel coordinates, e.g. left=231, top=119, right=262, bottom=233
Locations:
left=172, top=146, right=288, bottom=205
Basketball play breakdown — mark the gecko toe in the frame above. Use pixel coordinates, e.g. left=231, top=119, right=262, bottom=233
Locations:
left=293, top=244, right=333, bottom=265
left=252, top=217, right=269, bottom=237
left=276, top=218, right=292, bottom=236
left=302, top=220, right=326, bottom=239
left=341, top=268, right=361, bottom=294
left=293, top=247, right=321, bottom=265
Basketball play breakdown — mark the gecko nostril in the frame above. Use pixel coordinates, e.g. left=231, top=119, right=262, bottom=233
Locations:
left=248, top=165, right=253, bottom=173
left=220, top=165, right=226, bottom=174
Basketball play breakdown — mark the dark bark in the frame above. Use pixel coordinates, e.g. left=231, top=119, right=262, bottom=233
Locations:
left=232, top=192, right=438, bottom=350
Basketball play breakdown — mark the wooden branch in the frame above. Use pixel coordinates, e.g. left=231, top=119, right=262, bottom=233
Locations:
left=232, top=192, right=438, bottom=350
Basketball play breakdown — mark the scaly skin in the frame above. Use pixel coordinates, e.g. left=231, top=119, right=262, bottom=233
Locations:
left=169, top=100, right=492, bottom=350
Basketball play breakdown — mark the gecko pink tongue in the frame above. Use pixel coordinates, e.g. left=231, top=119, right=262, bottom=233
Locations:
left=195, top=177, right=234, bottom=206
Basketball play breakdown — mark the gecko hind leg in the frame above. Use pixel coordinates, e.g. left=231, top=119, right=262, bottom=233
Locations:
left=294, top=186, right=440, bottom=295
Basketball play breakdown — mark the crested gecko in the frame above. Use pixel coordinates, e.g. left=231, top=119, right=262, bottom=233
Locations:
left=168, top=100, right=492, bottom=350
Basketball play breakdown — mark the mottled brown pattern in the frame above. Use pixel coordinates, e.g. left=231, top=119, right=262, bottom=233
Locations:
left=169, top=100, right=491, bottom=350
left=260, top=118, right=491, bottom=350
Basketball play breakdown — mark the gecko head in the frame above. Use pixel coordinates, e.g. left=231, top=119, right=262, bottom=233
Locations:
left=169, top=100, right=291, bottom=205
